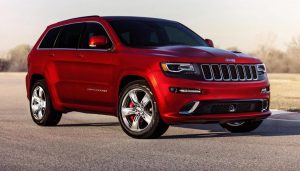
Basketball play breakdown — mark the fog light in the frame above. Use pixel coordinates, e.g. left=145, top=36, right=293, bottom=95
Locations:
left=169, top=87, right=201, bottom=94
left=261, top=87, right=270, bottom=94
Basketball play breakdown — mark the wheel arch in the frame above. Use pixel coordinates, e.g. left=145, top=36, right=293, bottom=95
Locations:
left=118, top=75, right=148, bottom=95
left=28, top=73, right=65, bottom=112
left=30, top=74, right=45, bottom=90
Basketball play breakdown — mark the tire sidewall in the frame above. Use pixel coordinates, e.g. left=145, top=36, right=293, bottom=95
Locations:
left=221, top=120, right=263, bottom=133
left=30, top=80, right=52, bottom=125
left=118, top=81, right=160, bottom=138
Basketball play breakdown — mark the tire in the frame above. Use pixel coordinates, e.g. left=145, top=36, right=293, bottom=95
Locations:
left=118, top=80, right=169, bottom=139
left=220, top=120, right=263, bottom=133
left=30, top=80, right=62, bottom=126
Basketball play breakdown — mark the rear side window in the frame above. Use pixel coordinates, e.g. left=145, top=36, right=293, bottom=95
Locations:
left=39, top=27, right=61, bottom=49
left=79, top=23, right=112, bottom=49
left=55, top=23, right=85, bottom=49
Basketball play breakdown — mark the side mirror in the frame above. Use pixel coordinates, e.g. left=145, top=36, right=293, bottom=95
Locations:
left=89, top=35, right=108, bottom=48
left=205, top=39, right=214, bottom=47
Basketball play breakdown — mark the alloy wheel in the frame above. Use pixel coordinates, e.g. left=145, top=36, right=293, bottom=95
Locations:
left=121, top=88, right=154, bottom=132
left=31, top=86, right=47, bottom=120
left=226, top=121, right=245, bottom=127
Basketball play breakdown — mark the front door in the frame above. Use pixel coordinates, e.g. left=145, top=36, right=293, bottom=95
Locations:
left=71, top=22, right=116, bottom=109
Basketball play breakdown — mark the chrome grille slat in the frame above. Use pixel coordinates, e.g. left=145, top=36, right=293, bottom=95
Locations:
left=229, top=64, right=238, bottom=81
left=244, top=65, right=252, bottom=80
left=209, top=65, right=215, bottom=80
left=200, top=64, right=259, bottom=81
left=237, top=65, right=245, bottom=81
left=251, top=65, right=258, bottom=80
left=201, top=64, right=213, bottom=80
left=211, top=64, right=222, bottom=81
left=220, top=65, right=230, bottom=81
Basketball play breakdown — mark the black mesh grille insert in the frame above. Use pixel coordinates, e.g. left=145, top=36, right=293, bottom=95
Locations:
left=191, top=100, right=263, bottom=115
left=201, top=65, right=212, bottom=80
left=251, top=65, right=258, bottom=80
left=212, top=65, right=221, bottom=80
left=221, top=65, right=230, bottom=80
left=244, top=65, right=252, bottom=79
left=237, top=65, right=245, bottom=80
left=229, top=65, right=238, bottom=80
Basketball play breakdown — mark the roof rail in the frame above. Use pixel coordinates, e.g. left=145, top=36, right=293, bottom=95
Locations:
left=57, top=15, right=100, bottom=23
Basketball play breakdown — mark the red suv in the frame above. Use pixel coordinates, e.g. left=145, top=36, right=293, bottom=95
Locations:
left=26, top=16, right=271, bottom=138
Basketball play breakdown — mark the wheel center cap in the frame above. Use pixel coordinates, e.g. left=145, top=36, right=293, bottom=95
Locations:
left=136, top=107, right=144, bottom=113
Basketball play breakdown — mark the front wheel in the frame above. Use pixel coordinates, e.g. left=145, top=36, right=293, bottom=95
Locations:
left=118, top=80, right=169, bottom=139
left=220, top=120, right=263, bottom=133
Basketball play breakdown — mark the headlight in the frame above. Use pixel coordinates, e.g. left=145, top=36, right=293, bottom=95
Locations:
left=161, top=62, right=200, bottom=80
left=257, top=64, right=266, bottom=74
left=161, top=63, right=195, bottom=73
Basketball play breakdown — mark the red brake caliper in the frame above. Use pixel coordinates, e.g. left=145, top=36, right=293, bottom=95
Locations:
left=129, top=101, right=135, bottom=122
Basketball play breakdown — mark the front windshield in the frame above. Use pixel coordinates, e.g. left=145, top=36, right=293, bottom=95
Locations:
left=108, top=19, right=208, bottom=48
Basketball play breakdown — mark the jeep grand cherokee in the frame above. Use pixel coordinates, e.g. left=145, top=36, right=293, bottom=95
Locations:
left=26, top=16, right=271, bottom=138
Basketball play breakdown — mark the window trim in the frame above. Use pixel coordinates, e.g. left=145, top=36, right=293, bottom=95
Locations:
left=37, top=21, right=114, bottom=52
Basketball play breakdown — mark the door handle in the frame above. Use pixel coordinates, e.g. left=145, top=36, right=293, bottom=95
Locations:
left=76, top=54, right=84, bottom=58
left=49, top=53, right=55, bottom=57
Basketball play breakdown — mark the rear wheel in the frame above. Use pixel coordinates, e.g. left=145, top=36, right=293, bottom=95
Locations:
left=118, top=80, right=169, bottom=139
left=220, top=120, right=263, bottom=133
left=30, top=80, right=62, bottom=126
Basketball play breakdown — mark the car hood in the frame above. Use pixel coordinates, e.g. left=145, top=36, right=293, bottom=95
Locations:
left=128, top=45, right=261, bottom=64
left=127, top=46, right=262, bottom=64
left=144, top=46, right=247, bottom=58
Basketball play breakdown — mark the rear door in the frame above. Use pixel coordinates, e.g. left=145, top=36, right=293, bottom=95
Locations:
left=71, top=22, right=115, bottom=108
left=51, top=23, right=85, bottom=104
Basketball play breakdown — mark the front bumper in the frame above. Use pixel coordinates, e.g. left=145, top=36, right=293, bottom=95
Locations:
left=149, top=71, right=271, bottom=124
left=163, top=111, right=271, bottom=124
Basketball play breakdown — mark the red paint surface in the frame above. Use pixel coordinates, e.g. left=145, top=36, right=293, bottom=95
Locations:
left=26, top=16, right=270, bottom=124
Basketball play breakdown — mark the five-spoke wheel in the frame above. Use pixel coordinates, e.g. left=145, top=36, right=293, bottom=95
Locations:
left=31, top=86, right=47, bottom=120
left=118, top=80, right=169, bottom=139
left=30, top=80, right=62, bottom=126
left=121, top=88, right=154, bottom=132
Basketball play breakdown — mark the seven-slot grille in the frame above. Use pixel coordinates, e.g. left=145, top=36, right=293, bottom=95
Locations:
left=200, top=64, right=258, bottom=81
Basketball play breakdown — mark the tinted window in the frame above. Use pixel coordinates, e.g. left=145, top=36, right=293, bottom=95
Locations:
left=39, top=27, right=61, bottom=48
left=109, top=20, right=208, bottom=48
left=79, top=23, right=112, bottom=49
left=164, top=26, right=199, bottom=46
left=55, top=23, right=85, bottom=48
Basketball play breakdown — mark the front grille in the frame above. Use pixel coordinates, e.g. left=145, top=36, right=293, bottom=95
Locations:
left=200, top=64, right=259, bottom=81
left=191, top=100, right=263, bottom=115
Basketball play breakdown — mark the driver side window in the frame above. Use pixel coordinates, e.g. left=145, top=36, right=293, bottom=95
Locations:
left=80, top=23, right=112, bottom=49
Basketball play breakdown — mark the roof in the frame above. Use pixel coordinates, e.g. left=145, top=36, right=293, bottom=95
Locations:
left=102, top=16, right=175, bottom=23
left=50, top=15, right=177, bottom=28
left=55, top=15, right=100, bottom=24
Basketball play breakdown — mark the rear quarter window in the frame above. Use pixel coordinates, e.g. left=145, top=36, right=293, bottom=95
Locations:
left=54, top=23, right=85, bottom=49
left=39, top=27, right=61, bottom=49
